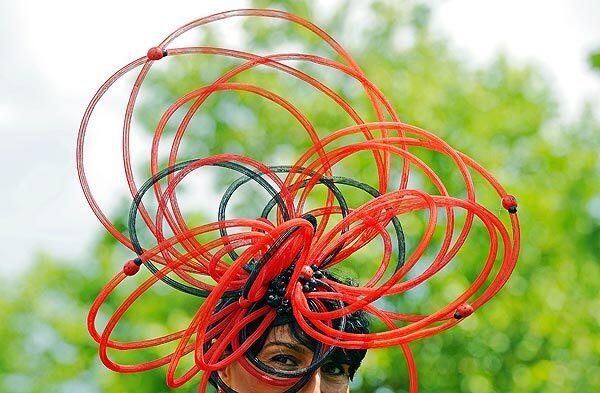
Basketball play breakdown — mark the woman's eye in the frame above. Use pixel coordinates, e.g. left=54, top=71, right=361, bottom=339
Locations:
left=321, top=362, right=345, bottom=376
left=271, top=354, right=299, bottom=367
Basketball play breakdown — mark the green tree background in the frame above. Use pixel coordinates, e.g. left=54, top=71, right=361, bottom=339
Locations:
left=2, top=1, right=599, bottom=392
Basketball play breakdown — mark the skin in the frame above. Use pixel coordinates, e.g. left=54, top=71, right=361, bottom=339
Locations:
left=218, top=325, right=352, bottom=393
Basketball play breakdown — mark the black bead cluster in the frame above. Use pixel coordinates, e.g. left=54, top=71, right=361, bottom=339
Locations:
left=265, top=267, right=294, bottom=315
left=264, top=265, right=325, bottom=315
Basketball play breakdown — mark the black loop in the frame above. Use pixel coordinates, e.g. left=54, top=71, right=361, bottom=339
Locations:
left=129, top=159, right=291, bottom=298
left=219, top=165, right=405, bottom=271
left=218, top=165, right=347, bottom=262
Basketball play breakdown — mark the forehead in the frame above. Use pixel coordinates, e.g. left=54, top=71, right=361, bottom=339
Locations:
left=264, top=324, right=308, bottom=347
left=257, top=324, right=315, bottom=359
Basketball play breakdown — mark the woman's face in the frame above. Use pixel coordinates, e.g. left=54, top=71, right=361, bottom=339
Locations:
left=218, top=325, right=351, bottom=393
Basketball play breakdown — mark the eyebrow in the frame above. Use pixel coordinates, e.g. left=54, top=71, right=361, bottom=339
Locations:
left=262, top=341, right=310, bottom=355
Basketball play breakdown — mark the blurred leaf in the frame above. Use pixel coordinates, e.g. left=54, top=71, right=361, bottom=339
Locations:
left=589, top=51, right=600, bottom=72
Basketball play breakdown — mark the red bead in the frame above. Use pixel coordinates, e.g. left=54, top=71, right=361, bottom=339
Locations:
left=123, top=259, right=141, bottom=276
left=502, top=195, right=518, bottom=212
left=300, top=265, right=314, bottom=279
left=147, top=47, right=165, bottom=60
left=454, top=303, right=474, bottom=319
left=238, top=297, right=252, bottom=309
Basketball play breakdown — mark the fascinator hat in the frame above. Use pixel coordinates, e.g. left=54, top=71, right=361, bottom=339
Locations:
left=77, top=9, right=520, bottom=392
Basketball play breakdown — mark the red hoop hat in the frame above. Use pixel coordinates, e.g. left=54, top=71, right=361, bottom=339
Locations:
left=77, top=9, right=520, bottom=392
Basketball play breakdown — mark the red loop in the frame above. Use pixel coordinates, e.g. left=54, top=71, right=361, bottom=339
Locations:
left=255, top=217, right=273, bottom=226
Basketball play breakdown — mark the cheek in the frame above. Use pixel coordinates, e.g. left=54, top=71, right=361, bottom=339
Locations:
left=320, top=380, right=350, bottom=393
left=228, top=361, right=287, bottom=393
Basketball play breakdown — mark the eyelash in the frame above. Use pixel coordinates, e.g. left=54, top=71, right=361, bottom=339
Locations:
left=269, top=357, right=348, bottom=379
left=271, top=354, right=299, bottom=367
left=321, top=363, right=345, bottom=376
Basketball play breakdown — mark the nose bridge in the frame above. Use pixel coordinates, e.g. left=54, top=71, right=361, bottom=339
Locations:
left=300, top=369, right=321, bottom=393
left=313, top=370, right=321, bottom=390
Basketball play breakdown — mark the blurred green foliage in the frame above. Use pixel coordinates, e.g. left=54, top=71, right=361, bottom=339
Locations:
left=590, top=51, right=600, bottom=73
left=2, top=1, right=599, bottom=392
